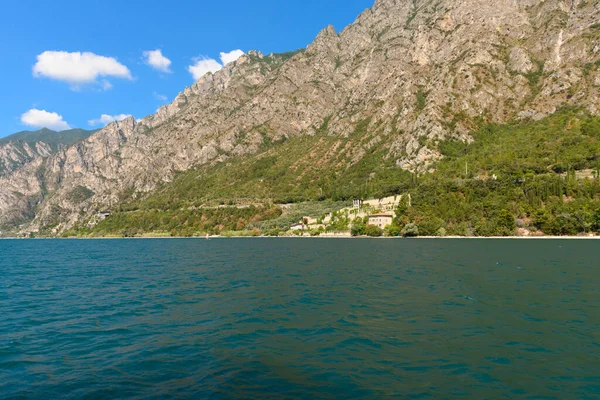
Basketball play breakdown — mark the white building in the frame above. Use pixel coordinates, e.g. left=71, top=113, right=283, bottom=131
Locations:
left=290, top=223, right=305, bottom=231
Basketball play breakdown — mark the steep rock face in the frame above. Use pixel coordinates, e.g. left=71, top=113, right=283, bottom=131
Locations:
left=0, top=141, right=52, bottom=176
left=0, top=157, right=45, bottom=229
left=0, top=128, right=95, bottom=177
left=1, top=0, right=599, bottom=234
left=0, top=128, right=96, bottom=230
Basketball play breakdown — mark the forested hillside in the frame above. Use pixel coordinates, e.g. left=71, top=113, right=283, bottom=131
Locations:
left=61, top=109, right=600, bottom=237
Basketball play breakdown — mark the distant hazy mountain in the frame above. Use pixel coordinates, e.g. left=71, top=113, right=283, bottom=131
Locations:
left=0, top=128, right=95, bottom=149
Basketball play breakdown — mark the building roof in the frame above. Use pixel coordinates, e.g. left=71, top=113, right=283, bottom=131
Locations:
left=369, top=214, right=394, bottom=218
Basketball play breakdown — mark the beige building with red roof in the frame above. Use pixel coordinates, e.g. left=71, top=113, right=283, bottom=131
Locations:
left=368, top=214, right=394, bottom=229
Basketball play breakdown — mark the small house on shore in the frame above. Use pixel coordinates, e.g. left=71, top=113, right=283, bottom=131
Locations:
left=368, top=213, right=394, bottom=229
left=86, top=211, right=111, bottom=228
left=290, top=223, right=305, bottom=231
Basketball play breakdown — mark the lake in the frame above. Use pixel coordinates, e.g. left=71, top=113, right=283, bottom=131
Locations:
left=0, top=238, right=599, bottom=399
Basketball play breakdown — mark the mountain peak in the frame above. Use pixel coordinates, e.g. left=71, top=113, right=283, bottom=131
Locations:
left=307, top=25, right=339, bottom=54
left=317, top=24, right=337, bottom=38
left=1, top=0, right=599, bottom=235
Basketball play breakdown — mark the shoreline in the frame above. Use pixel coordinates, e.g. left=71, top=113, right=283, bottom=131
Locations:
left=2, top=235, right=600, bottom=240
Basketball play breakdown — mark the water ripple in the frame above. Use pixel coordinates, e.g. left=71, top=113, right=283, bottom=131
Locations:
left=0, top=238, right=599, bottom=398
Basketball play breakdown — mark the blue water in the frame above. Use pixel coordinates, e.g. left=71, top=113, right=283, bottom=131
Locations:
left=1, top=238, right=599, bottom=399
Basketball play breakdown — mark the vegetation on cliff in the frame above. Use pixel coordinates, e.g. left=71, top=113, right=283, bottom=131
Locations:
left=62, top=108, right=600, bottom=238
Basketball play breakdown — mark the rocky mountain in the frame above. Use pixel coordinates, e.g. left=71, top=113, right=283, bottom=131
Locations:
left=0, top=128, right=94, bottom=175
left=0, top=0, right=599, bottom=235
left=0, top=128, right=95, bottom=229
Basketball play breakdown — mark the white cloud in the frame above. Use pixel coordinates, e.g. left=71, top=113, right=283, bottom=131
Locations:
left=187, top=57, right=223, bottom=80
left=88, top=114, right=132, bottom=127
left=187, top=50, right=244, bottom=81
left=21, top=109, right=70, bottom=131
left=33, top=51, right=132, bottom=89
left=153, top=92, right=168, bottom=101
left=101, top=80, right=113, bottom=91
left=220, top=49, right=244, bottom=65
left=188, top=50, right=244, bottom=80
left=143, top=49, right=172, bottom=73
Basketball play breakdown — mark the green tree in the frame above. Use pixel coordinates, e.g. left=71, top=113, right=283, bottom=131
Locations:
left=417, top=216, right=445, bottom=236
left=592, top=207, right=600, bottom=232
left=533, top=208, right=550, bottom=231
left=365, top=224, right=383, bottom=237
left=402, top=223, right=419, bottom=237
left=385, top=224, right=401, bottom=237
left=581, top=117, right=600, bottom=138
left=395, top=196, right=410, bottom=216
left=351, top=218, right=367, bottom=236
left=496, top=209, right=516, bottom=235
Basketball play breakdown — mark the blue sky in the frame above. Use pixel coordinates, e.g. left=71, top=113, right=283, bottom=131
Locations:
left=0, top=0, right=374, bottom=138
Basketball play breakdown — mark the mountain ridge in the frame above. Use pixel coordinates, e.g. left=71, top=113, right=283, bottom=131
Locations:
left=0, top=0, right=599, bottom=235
left=0, top=128, right=96, bottom=147
left=0, top=127, right=96, bottom=178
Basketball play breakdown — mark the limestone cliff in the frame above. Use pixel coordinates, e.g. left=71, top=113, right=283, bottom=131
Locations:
left=0, top=128, right=94, bottom=229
